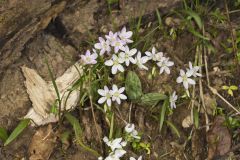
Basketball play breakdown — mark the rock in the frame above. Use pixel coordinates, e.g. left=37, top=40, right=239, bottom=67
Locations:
left=207, top=116, right=232, bottom=160
left=28, top=125, right=56, bottom=160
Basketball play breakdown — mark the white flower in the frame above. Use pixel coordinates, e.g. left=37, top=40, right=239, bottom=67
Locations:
left=105, top=55, right=125, bottom=74
left=119, top=46, right=137, bottom=66
left=145, top=47, right=164, bottom=61
left=169, top=91, right=178, bottom=109
left=157, top=57, right=174, bottom=74
left=105, top=31, right=118, bottom=44
left=125, top=123, right=135, bottom=133
left=124, top=123, right=140, bottom=139
left=130, top=156, right=143, bottom=160
left=103, top=137, right=127, bottom=151
left=187, top=62, right=202, bottom=77
left=80, top=50, right=98, bottom=65
left=111, top=38, right=125, bottom=53
left=134, top=51, right=149, bottom=70
left=98, top=86, right=112, bottom=107
left=111, top=85, right=127, bottom=105
left=98, top=157, right=103, bottom=160
left=105, top=149, right=126, bottom=160
left=118, top=27, right=133, bottom=44
left=94, top=37, right=111, bottom=55
left=176, top=69, right=196, bottom=89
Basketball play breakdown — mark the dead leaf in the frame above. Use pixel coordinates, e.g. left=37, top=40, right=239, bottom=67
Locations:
left=207, top=116, right=231, bottom=160
left=182, top=115, right=193, bottom=128
left=28, top=125, right=56, bottom=160
left=202, top=94, right=217, bottom=115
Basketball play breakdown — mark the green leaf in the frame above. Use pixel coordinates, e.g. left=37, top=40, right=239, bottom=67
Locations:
left=230, top=85, right=238, bottom=90
left=107, top=0, right=118, bottom=5
left=159, top=99, right=168, bottom=132
left=0, top=127, right=8, bottom=142
left=166, top=120, right=180, bottom=138
left=4, top=119, right=30, bottom=146
left=155, top=9, right=162, bottom=27
left=193, top=107, right=199, bottom=129
left=65, top=113, right=99, bottom=157
left=228, top=89, right=233, bottom=96
left=125, top=71, right=143, bottom=101
left=140, top=93, right=167, bottom=106
left=65, top=113, right=82, bottom=139
left=189, top=27, right=209, bottom=40
left=184, top=9, right=202, bottom=29
left=222, top=85, right=229, bottom=90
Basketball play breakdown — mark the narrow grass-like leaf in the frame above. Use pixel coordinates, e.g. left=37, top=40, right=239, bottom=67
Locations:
left=159, top=99, right=168, bottom=132
left=189, top=28, right=209, bottom=40
left=125, top=71, right=143, bottom=101
left=65, top=113, right=82, bottom=138
left=184, top=9, right=202, bottom=29
left=140, top=93, right=167, bottom=106
left=166, top=120, right=180, bottom=138
left=0, top=127, right=8, bottom=142
left=65, top=113, right=99, bottom=157
left=193, top=107, right=199, bottom=129
left=4, top=119, right=30, bottom=146
left=45, top=58, right=60, bottom=101
left=156, top=9, right=162, bottom=27
left=109, top=113, right=114, bottom=139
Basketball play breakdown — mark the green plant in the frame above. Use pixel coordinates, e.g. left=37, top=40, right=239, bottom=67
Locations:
left=222, top=85, right=238, bottom=96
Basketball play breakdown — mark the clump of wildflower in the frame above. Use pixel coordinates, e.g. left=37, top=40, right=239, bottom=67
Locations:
left=97, top=85, right=127, bottom=107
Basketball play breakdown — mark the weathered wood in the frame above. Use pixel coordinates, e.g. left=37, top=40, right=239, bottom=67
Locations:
left=0, top=1, right=67, bottom=75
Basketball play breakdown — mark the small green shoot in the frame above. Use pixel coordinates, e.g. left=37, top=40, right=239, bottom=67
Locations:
left=65, top=112, right=100, bottom=157
left=159, top=99, right=168, bottom=132
left=193, top=107, right=199, bottom=129
left=0, top=127, right=8, bottom=142
left=222, top=85, right=238, bottom=96
left=166, top=120, right=180, bottom=138
left=4, top=119, right=30, bottom=146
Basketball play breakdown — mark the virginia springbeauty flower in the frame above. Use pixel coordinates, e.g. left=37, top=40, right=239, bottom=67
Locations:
left=111, top=38, right=125, bottom=53
left=187, top=62, right=202, bottom=77
left=106, top=31, right=118, bottom=44
left=125, top=123, right=140, bottom=139
left=176, top=69, right=196, bottom=89
left=98, top=86, right=112, bottom=107
left=105, top=149, right=126, bottom=160
left=94, top=37, right=111, bottom=55
left=111, top=85, right=127, bottom=105
left=118, top=27, right=133, bottom=44
left=134, top=51, right=149, bottom=70
left=105, top=55, right=125, bottom=74
left=130, top=156, right=143, bottom=160
left=80, top=50, right=98, bottom=65
left=119, top=46, right=137, bottom=66
left=157, top=57, right=174, bottom=74
left=145, top=47, right=164, bottom=61
left=103, top=137, right=127, bottom=151
left=169, top=91, right=178, bottom=109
